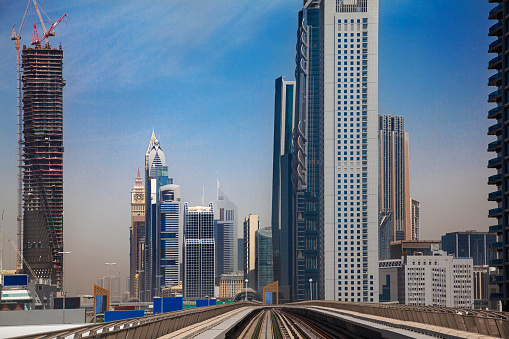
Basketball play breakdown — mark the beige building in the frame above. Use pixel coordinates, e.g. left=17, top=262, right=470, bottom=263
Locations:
left=219, top=272, right=244, bottom=299
left=244, top=214, right=259, bottom=289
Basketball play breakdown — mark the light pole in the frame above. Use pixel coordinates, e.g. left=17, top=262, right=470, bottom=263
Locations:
left=245, top=279, right=248, bottom=301
left=105, top=263, right=116, bottom=304
left=58, top=251, right=71, bottom=324
left=309, top=278, right=313, bottom=301
left=136, top=270, right=144, bottom=310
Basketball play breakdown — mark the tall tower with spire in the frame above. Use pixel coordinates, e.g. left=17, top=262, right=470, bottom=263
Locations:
left=130, top=169, right=145, bottom=298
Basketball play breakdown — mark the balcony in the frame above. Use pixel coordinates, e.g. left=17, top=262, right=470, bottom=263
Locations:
left=489, top=4, right=503, bottom=20
left=489, top=191, right=503, bottom=201
left=489, top=21, right=503, bottom=37
left=488, top=89, right=503, bottom=103
left=488, top=157, right=502, bottom=168
left=488, top=122, right=502, bottom=135
left=489, top=208, right=503, bottom=217
left=488, top=72, right=503, bottom=86
left=490, top=241, right=504, bottom=249
left=488, top=140, right=502, bottom=152
left=489, top=106, right=503, bottom=119
left=490, top=275, right=504, bottom=282
left=489, top=38, right=503, bottom=54
left=490, top=258, right=504, bottom=265
left=489, top=224, right=503, bottom=232
left=488, top=174, right=503, bottom=184
left=490, top=293, right=504, bottom=299
left=489, top=55, right=502, bottom=70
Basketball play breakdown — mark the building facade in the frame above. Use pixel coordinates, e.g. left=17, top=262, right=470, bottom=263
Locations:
left=21, top=44, right=65, bottom=287
left=292, top=0, right=322, bottom=302
left=320, top=0, right=379, bottom=302
left=378, top=114, right=411, bottom=260
left=215, top=187, right=238, bottom=278
left=183, top=203, right=214, bottom=299
left=158, top=184, right=181, bottom=288
left=219, top=272, right=244, bottom=299
left=255, top=227, right=274, bottom=292
left=130, top=169, right=146, bottom=298
left=441, top=231, right=496, bottom=266
left=244, top=214, right=259, bottom=290
left=405, top=252, right=473, bottom=309
left=271, top=76, right=296, bottom=302
left=411, top=199, right=420, bottom=240
left=487, top=0, right=508, bottom=311
left=389, top=240, right=441, bottom=260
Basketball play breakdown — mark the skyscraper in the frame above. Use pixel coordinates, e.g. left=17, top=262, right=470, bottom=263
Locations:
left=255, top=227, right=274, bottom=292
left=271, top=76, right=296, bottom=302
left=130, top=169, right=146, bottom=298
left=215, top=185, right=238, bottom=278
left=441, top=231, right=496, bottom=266
left=292, top=0, right=321, bottom=303
left=487, top=0, right=507, bottom=310
left=158, top=183, right=181, bottom=288
left=378, top=114, right=411, bottom=259
left=320, top=0, right=379, bottom=302
left=21, top=44, right=65, bottom=287
left=183, top=203, right=215, bottom=299
left=411, top=199, right=420, bottom=241
left=244, top=214, right=259, bottom=290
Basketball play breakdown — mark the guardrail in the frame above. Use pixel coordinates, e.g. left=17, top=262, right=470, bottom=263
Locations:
left=289, top=300, right=509, bottom=338
left=16, top=301, right=255, bottom=339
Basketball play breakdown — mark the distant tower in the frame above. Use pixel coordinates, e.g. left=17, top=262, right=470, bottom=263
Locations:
left=130, top=169, right=145, bottom=298
left=255, top=227, right=274, bottom=292
left=183, top=203, right=215, bottom=299
left=411, top=199, right=420, bottom=241
left=21, top=43, right=65, bottom=286
left=215, top=177, right=238, bottom=278
left=378, top=114, right=411, bottom=260
left=244, top=214, right=259, bottom=290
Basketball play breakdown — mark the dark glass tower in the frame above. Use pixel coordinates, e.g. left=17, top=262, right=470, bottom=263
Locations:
left=293, top=0, right=321, bottom=301
left=487, top=0, right=508, bottom=311
left=21, top=44, right=65, bottom=286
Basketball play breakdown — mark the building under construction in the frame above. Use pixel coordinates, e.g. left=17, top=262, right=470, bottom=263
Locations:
left=21, top=42, right=65, bottom=287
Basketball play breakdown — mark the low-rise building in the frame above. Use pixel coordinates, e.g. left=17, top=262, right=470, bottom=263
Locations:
left=219, top=272, right=244, bottom=299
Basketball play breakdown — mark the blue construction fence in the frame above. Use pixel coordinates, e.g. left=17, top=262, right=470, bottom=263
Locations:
left=153, top=296, right=183, bottom=314
left=104, top=310, right=145, bottom=322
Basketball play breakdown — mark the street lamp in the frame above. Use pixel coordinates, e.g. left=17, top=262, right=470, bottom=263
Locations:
left=58, top=251, right=71, bottom=324
left=245, top=279, right=248, bottom=301
left=309, top=278, right=313, bottom=301
left=155, top=275, right=163, bottom=298
left=136, top=270, right=144, bottom=310
left=105, top=263, right=116, bottom=304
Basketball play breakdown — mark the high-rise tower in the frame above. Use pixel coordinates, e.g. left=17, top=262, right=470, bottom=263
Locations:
left=378, top=114, right=410, bottom=260
left=292, top=0, right=321, bottom=302
left=320, top=0, right=379, bottom=302
left=215, top=185, right=238, bottom=278
left=130, top=169, right=146, bottom=298
left=487, top=0, right=508, bottom=311
left=271, top=76, right=296, bottom=302
left=21, top=43, right=65, bottom=286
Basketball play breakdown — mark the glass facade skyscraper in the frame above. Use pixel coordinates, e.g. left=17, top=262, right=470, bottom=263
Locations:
left=256, top=227, right=274, bottom=292
left=183, top=203, right=215, bottom=299
left=320, top=0, right=379, bottom=302
left=215, top=188, right=238, bottom=278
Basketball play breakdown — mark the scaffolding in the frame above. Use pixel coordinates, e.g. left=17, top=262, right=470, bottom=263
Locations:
left=21, top=43, right=65, bottom=287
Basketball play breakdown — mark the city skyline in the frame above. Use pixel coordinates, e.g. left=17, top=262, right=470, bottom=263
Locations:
left=0, top=0, right=493, bottom=296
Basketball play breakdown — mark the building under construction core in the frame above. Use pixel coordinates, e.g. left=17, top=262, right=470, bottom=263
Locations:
left=22, top=43, right=65, bottom=286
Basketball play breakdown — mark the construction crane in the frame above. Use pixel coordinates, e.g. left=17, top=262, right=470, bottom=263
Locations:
left=10, top=0, right=31, bottom=272
left=9, top=240, right=39, bottom=283
left=32, top=13, right=67, bottom=46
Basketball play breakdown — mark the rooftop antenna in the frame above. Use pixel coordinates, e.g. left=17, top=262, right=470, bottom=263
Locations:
left=202, top=186, right=205, bottom=207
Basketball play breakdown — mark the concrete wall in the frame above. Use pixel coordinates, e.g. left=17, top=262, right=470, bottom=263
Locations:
left=0, top=309, right=85, bottom=326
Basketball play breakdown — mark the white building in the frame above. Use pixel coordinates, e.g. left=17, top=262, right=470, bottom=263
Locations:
left=405, top=251, right=473, bottom=308
left=321, top=0, right=379, bottom=302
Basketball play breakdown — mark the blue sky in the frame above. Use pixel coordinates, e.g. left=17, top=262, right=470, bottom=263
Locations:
left=0, top=0, right=494, bottom=295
